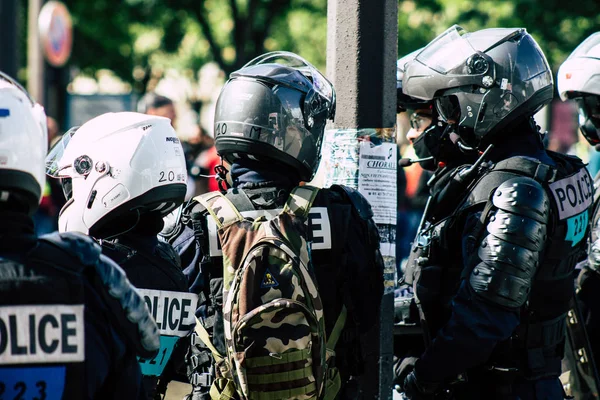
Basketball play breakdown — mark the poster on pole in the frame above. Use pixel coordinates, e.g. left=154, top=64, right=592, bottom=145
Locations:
left=358, top=141, right=397, bottom=256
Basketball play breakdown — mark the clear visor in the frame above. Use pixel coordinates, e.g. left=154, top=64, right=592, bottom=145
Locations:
left=242, top=51, right=335, bottom=108
left=415, top=26, right=475, bottom=73
left=45, top=126, right=79, bottom=177
left=397, top=47, right=423, bottom=82
left=568, top=32, right=600, bottom=60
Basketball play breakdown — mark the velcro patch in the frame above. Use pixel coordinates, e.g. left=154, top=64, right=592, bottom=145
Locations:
left=548, top=169, right=593, bottom=220
left=0, top=366, right=66, bottom=400
left=137, top=289, right=198, bottom=337
left=138, top=335, right=179, bottom=376
left=566, top=211, right=589, bottom=247
left=260, top=268, right=279, bottom=289
left=0, top=305, right=84, bottom=365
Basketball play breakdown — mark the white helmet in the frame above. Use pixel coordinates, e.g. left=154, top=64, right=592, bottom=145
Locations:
left=0, top=72, right=48, bottom=214
left=557, top=32, right=600, bottom=145
left=46, top=112, right=187, bottom=236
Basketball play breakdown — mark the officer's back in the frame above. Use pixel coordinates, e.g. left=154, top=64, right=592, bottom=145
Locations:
left=161, top=52, right=385, bottom=399
left=0, top=74, right=160, bottom=398
left=45, top=112, right=194, bottom=399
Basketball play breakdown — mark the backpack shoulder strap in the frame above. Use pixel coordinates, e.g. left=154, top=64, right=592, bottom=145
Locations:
left=283, top=185, right=320, bottom=218
left=194, top=191, right=243, bottom=229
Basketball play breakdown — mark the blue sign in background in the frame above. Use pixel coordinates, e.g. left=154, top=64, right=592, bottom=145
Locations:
left=0, top=366, right=65, bottom=400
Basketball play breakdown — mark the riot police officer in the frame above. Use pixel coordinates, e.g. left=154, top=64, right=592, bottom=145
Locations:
left=160, top=51, right=384, bottom=399
left=45, top=112, right=194, bottom=399
left=558, top=32, right=600, bottom=398
left=394, top=48, right=478, bottom=389
left=0, top=74, right=159, bottom=398
left=398, top=25, right=593, bottom=399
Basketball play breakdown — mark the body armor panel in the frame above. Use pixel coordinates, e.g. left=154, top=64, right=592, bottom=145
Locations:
left=471, top=177, right=550, bottom=308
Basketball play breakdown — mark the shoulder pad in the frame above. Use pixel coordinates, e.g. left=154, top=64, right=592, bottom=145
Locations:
left=160, top=199, right=207, bottom=245
left=492, top=156, right=557, bottom=183
left=156, top=240, right=182, bottom=267
left=547, top=150, right=586, bottom=173
left=161, top=204, right=184, bottom=239
left=95, top=254, right=160, bottom=358
left=493, top=176, right=550, bottom=223
left=459, top=169, right=519, bottom=211
left=39, top=231, right=102, bottom=266
left=40, top=231, right=160, bottom=357
left=329, top=184, right=373, bottom=220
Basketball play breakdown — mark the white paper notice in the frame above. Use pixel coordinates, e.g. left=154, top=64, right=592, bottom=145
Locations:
left=358, top=141, right=397, bottom=256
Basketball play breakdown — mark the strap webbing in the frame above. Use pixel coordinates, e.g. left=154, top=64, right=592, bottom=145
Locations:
left=210, top=377, right=237, bottom=400
left=195, top=192, right=243, bottom=229
left=245, top=348, right=313, bottom=368
left=322, top=366, right=342, bottom=400
left=193, top=316, right=224, bottom=363
left=247, top=365, right=314, bottom=384
left=283, top=185, right=320, bottom=218
left=248, top=382, right=317, bottom=400
left=326, top=305, right=347, bottom=351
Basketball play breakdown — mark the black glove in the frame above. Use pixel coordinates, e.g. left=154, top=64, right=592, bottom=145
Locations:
left=402, top=370, right=440, bottom=400
left=394, top=356, right=418, bottom=387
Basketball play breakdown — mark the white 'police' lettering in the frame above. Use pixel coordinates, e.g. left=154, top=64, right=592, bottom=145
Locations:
left=207, top=207, right=332, bottom=257
left=0, top=305, right=84, bottom=365
left=137, top=289, right=198, bottom=337
left=549, top=169, right=593, bottom=220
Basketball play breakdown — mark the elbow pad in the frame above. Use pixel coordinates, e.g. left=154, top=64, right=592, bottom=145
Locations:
left=469, top=177, right=550, bottom=308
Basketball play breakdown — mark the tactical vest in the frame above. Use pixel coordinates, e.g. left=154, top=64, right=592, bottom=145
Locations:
left=409, top=152, right=592, bottom=378
left=0, top=234, right=89, bottom=399
left=100, top=239, right=196, bottom=398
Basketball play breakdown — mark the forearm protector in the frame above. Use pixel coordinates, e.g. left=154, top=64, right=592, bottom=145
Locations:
left=469, top=176, right=550, bottom=308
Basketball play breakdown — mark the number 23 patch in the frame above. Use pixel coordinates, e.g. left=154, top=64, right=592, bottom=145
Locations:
left=566, top=211, right=589, bottom=247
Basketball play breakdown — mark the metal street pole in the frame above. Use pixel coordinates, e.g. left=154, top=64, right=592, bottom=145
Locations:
left=28, top=0, right=44, bottom=103
left=0, top=0, right=21, bottom=78
left=324, top=1, right=398, bottom=398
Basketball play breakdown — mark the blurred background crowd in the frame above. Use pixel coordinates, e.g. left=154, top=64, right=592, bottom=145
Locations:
left=1, top=0, right=599, bottom=265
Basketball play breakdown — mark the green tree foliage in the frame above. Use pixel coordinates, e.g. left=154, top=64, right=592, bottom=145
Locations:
left=62, top=0, right=327, bottom=87
left=396, top=0, right=600, bottom=71
left=61, top=0, right=599, bottom=86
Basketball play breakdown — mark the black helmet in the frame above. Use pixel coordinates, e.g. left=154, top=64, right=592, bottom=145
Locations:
left=403, top=25, right=553, bottom=148
left=397, top=48, right=431, bottom=113
left=214, top=51, right=335, bottom=181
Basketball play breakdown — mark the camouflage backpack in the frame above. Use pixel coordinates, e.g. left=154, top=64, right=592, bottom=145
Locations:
left=193, top=185, right=346, bottom=400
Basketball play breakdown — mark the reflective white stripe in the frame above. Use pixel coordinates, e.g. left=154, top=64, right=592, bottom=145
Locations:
left=549, top=169, right=593, bottom=220
left=207, top=207, right=332, bottom=257
left=136, top=289, right=198, bottom=337
left=0, top=305, right=85, bottom=364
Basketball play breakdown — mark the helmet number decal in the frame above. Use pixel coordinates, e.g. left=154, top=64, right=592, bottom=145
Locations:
left=159, top=170, right=176, bottom=183
left=215, top=123, right=227, bottom=136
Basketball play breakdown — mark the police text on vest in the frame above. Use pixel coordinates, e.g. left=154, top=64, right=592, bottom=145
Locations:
left=549, top=169, right=593, bottom=220
left=0, top=305, right=84, bottom=365
left=137, top=289, right=198, bottom=336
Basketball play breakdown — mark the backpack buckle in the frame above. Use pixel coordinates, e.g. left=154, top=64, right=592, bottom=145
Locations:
left=191, top=332, right=200, bottom=346
left=191, top=372, right=214, bottom=387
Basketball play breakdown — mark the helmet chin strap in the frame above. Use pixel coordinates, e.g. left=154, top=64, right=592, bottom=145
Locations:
left=448, top=127, right=476, bottom=154
left=99, top=209, right=141, bottom=242
left=215, top=161, right=230, bottom=194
